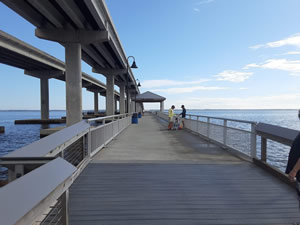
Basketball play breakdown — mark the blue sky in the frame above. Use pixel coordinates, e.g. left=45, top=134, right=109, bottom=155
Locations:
left=1, top=0, right=300, bottom=110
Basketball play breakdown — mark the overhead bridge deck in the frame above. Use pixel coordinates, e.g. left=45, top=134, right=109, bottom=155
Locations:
left=69, top=114, right=300, bottom=225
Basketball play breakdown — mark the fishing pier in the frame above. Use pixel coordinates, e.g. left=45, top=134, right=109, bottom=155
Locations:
left=1, top=1, right=300, bottom=224
left=1, top=112, right=300, bottom=224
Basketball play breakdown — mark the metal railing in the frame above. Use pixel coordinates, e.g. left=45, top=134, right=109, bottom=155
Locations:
left=0, top=113, right=133, bottom=225
left=88, top=114, right=132, bottom=156
left=254, top=123, right=299, bottom=174
left=157, top=112, right=257, bottom=159
left=156, top=111, right=300, bottom=182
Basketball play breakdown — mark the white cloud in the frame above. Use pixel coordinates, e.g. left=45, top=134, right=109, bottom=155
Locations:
left=250, top=33, right=300, bottom=49
left=196, top=0, right=215, bottom=5
left=283, top=51, right=300, bottom=55
left=150, top=86, right=227, bottom=94
left=194, top=0, right=215, bottom=12
left=243, top=63, right=258, bottom=70
left=249, top=44, right=265, bottom=50
left=141, top=79, right=209, bottom=89
left=215, top=70, right=253, bottom=82
left=244, top=59, right=300, bottom=75
left=165, top=94, right=300, bottom=109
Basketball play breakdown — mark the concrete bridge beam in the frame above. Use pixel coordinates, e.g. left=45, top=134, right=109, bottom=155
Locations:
left=35, top=28, right=110, bottom=126
left=35, top=28, right=109, bottom=44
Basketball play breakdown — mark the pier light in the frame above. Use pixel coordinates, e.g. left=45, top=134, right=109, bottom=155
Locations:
left=131, top=60, right=138, bottom=69
left=127, top=56, right=138, bottom=69
left=134, top=79, right=141, bottom=112
left=126, top=56, right=138, bottom=113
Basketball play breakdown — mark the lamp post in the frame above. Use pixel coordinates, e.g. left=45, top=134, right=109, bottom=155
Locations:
left=135, top=79, right=141, bottom=113
left=126, top=56, right=138, bottom=113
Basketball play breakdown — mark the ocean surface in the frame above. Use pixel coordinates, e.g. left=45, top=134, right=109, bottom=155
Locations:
left=0, top=109, right=299, bottom=179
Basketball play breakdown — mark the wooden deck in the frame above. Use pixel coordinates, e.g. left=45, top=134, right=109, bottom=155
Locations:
left=69, top=114, right=300, bottom=225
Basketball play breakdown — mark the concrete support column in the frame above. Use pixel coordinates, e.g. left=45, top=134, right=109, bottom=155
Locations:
left=106, top=75, right=115, bottom=116
left=131, top=98, right=135, bottom=113
left=94, top=92, right=99, bottom=115
left=115, top=99, right=118, bottom=114
left=40, top=78, right=49, bottom=120
left=65, top=43, right=82, bottom=126
left=120, top=84, right=125, bottom=114
left=160, top=101, right=164, bottom=112
left=127, top=91, right=131, bottom=113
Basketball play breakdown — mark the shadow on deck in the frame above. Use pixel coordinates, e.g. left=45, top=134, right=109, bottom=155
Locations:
left=69, top=114, right=300, bottom=225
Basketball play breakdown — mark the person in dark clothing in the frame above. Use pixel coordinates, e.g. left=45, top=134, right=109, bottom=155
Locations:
left=286, top=133, right=300, bottom=182
left=286, top=110, right=300, bottom=212
left=179, top=105, right=186, bottom=128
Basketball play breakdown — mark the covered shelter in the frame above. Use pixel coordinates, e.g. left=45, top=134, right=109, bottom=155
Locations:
left=135, top=91, right=166, bottom=112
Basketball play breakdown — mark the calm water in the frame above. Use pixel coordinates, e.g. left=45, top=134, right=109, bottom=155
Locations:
left=0, top=110, right=66, bottom=179
left=0, top=109, right=299, bottom=179
left=169, top=109, right=300, bottom=171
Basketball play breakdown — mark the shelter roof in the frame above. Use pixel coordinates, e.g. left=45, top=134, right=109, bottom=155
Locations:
left=135, top=91, right=166, bottom=102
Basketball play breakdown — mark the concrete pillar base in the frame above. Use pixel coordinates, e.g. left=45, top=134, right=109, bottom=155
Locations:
left=41, top=78, right=49, bottom=120
left=94, top=92, right=99, bottom=115
left=106, top=75, right=115, bottom=116
left=65, top=43, right=82, bottom=126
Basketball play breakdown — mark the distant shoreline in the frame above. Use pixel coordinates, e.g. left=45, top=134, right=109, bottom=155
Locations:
left=0, top=109, right=298, bottom=112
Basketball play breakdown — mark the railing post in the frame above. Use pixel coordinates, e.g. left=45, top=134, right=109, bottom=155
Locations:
left=261, top=137, right=267, bottom=162
left=223, top=119, right=227, bottom=145
left=61, top=190, right=69, bottom=225
left=207, top=117, right=210, bottom=138
left=87, top=129, right=92, bottom=156
left=251, top=123, right=257, bottom=158
left=13, top=164, right=24, bottom=181
left=196, top=116, right=199, bottom=133
left=8, top=164, right=24, bottom=182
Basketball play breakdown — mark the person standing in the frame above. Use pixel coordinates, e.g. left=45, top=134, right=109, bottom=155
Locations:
left=168, top=105, right=175, bottom=130
left=179, top=105, right=186, bottom=128
left=286, top=110, right=300, bottom=211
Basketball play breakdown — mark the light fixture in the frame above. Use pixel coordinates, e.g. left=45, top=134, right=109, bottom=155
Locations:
left=131, top=60, right=138, bottom=69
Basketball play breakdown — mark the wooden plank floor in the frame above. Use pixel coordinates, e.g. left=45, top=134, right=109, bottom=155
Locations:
left=69, top=114, right=300, bottom=225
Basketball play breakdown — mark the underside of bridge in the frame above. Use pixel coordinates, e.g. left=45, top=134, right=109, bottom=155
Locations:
left=1, top=0, right=140, bottom=124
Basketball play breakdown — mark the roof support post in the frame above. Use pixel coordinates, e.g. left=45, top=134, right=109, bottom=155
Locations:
left=106, top=75, right=115, bottom=116
left=94, top=92, right=99, bottom=115
left=160, top=101, right=164, bottom=112
left=65, top=43, right=82, bottom=126
left=119, top=84, right=125, bottom=114
left=40, top=78, right=49, bottom=120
